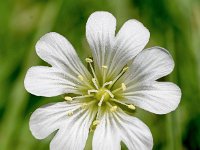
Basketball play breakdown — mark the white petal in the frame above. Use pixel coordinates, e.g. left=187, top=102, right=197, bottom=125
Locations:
left=108, top=19, right=150, bottom=78
left=116, top=110, right=153, bottom=150
left=36, top=32, right=91, bottom=79
left=93, top=110, right=153, bottom=150
left=113, top=47, right=181, bottom=114
left=92, top=112, right=121, bottom=150
left=86, top=11, right=116, bottom=78
left=123, top=81, right=181, bottom=114
left=119, top=47, right=174, bottom=85
left=86, top=12, right=150, bottom=80
left=50, top=107, right=97, bottom=150
left=24, top=66, right=80, bottom=97
left=29, top=102, right=81, bottom=139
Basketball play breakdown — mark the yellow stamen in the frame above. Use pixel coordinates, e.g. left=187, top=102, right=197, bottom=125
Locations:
left=98, top=95, right=105, bottom=106
left=122, top=66, right=129, bottom=72
left=92, top=78, right=99, bottom=89
left=64, top=96, right=73, bottom=101
left=110, top=106, right=118, bottom=112
left=128, top=104, right=136, bottom=110
left=88, top=89, right=98, bottom=95
left=85, top=58, right=93, bottom=63
left=102, top=65, right=108, bottom=69
left=105, top=90, right=114, bottom=98
left=86, top=58, right=99, bottom=88
left=72, top=95, right=93, bottom=100
left=108, top=66, right=128, bottom=89
left=121, top=83, right=126, bottom=91
left=92, top=120, right=100, bottom=126
left=102, top=81, right=113, bottom=88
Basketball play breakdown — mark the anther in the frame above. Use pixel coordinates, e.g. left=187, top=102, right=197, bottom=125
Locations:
left=105, top=90, right=114, bottom=98
left=102, top=65, right=108, bottom=69
left=67, top=111, right=73, bottom=116
left=122, top=66, right=129, bottom=72
left=110, top=106, right=118, bottom=112
left=78, top=75, right=84, bottom=81
left=127, top=104, right=136, bottom=110
left=88, top=89, right=98, bottom=95
left=64, top=96, right=73, bottom=101
left=121, top=83, right=126, bottom=91
left=92, top=120, right=100, bottom=126
left=85, top=58, right=93, bottom=63
left=111, top=83, right=126, bottom=93
left=102, top=81, right=113, bottom=88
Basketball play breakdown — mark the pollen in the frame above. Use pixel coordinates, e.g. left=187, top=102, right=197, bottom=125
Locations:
left=78, top=75, right=84, bottom=81
left=121, top=83, right=126, bottom=91
left=127, top=104, right=136, bottom=110
left=110, top=106, right=118, bottom=112
left=64, top=96, right=73, bottom=101
left=85, top=58, right=93, bottom=63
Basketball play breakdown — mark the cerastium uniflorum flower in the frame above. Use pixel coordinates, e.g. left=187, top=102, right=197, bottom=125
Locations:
left=24, top=11, right=181, bottom=150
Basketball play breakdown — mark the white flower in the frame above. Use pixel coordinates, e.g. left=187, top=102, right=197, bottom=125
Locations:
left=24, top=11, right=181, bottom=150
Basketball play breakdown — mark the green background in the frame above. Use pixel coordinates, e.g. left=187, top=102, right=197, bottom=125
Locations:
left=0, top=0, right=200, bottom=150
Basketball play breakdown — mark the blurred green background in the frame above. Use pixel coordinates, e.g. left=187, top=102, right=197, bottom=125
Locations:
left=0, top=0, right=200, bottom=150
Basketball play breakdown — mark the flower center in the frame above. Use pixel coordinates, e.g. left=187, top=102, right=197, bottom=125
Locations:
left=95, top=88, right=111, bottom=101
left=63, top=57, right=136, bottom=127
